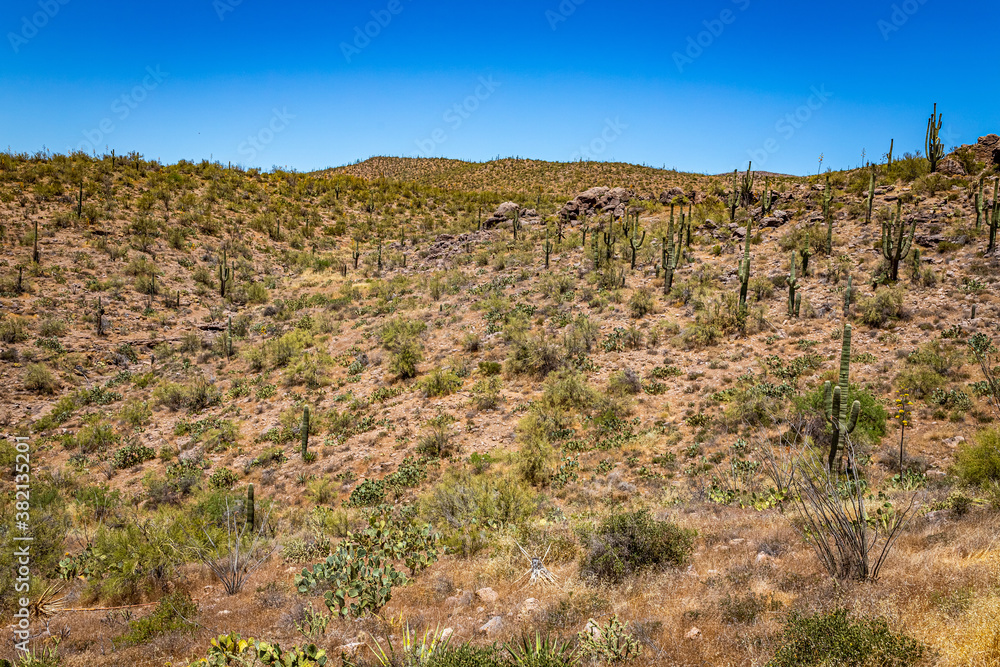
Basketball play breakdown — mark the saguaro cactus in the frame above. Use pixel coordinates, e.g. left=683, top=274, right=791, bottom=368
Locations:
left=825, top=323, right=860, bottom=472
left=544, top=231, right=552, bottom=269
left=246, top=484, right=255, bottom=529
left=787, top=252, right=800, bottom=318
left=882, top=200, right=916, bottom=281
left=738, top=218, right=752, bottom=310
left=352, top=240, right=361, bottom=269
left=32, top=219, right=39, bottom=264
left=824, top=175, right=833, bottom=254
left=662, top=217, right=683, bottom=294
left=865, top=166, right=876, bottom=225
left=729, top=169, right=738, bottom=222
left=77, top=179, right=84, bottom=218
left=218, top=248, right=232, bottom=298
left=628, top=229, right=645, bottom=270
left=95, top=297, right=105, bottom=336
left=843, top=274, right=853, bottom=318
left=925, top=103, right=944, bottom=173
left=989, top=178, right=1000, bottom=254
left=301, top=407, right=310, bottom=458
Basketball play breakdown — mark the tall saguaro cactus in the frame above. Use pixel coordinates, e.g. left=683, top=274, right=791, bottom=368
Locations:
left=925, top=103, right=944, bottom=173
left=32, top=219, right=39, bottom=264
left=843, top=274, right=853, bottom=318
left=628, top=228, right=645, bottom=270
left=975, top=178, right=984, bottom=230
left=787, top=251, right=800, bottom=318
left=865, top=166, right=876, bottom=225
left=661, top=217, right=683, bottom=295
left=882, top=200, right=916, bottom=281
left=246, top=484, right=255, bottom=530
left=825, top=324, right=861, bottom=472
left=989, top=178, right=1000, bottom=254
left=824, top=174, right=833, bottom=254
left=218, top=248, right=232, bottom=298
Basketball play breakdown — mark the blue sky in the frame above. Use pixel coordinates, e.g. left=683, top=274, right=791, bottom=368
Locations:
left=1, top=0, right=996, bottom=175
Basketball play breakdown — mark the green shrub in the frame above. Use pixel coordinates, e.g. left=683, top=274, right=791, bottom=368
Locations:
left=390, top=339, right=423, bottom=379
left=117, top=592, right=197, bottom=647
left=471, top=376, right=503, bottom=410
left=858, top=286, right=905, bottom=327
left=895, top=366, right=946, bottom=400
left=427, top=645, right=507, bottom=667
left=478, top=361, right=502, bottom=376
left=73, top=422, right=119, bottom=454
left=767, top=609, right=925, bottom=667
left=380, top=317, right=427, bottom=351
left=954, top=427, right=1000, bottom=487
left=580, top=509, right=695, bottom=583
left=118, top=399, right=152, bottom=428
left=111, top=443, right=156, bottom=469
left=421, top=367, right=462, bottom=397
left=0, top=315, right=30, bottom=343
left=23, top=363, right=58, bottom=394
left=628, top=288, right=655, bottom=318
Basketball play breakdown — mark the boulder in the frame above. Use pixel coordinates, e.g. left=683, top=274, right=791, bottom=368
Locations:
left=559, top=186, right=638, bottom=220
left=479, top=616, right=504, bottom=637
left=659, top=186, right=686, bottom=204
left=476, top=587, right=499, bottom=604
left=685, top=627, right=702, bottom=640
left=937, top=158, right=966, bottom=176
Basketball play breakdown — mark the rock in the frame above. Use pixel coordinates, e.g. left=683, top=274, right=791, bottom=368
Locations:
left=659, top=186, right=686, bottom=204
left=560, top=186, right=638, bottom=220
left=937, top=158, right=966, bottom=176
left=582, top=619, right=602, bottom=640
left=517, top=598, right=540, bottom=621
left=761, top=216, right=783, bottom=229
left=441, top=628, right=454, bottom=642
left=479, top=616, right=504, bottom=637
left=685, top=627, right=702, bottom=640
left=476, top=587, right=499, bottom=604
left=445, top=590, right=473, bottom=607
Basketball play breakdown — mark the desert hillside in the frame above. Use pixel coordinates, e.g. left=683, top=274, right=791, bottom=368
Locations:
left=0, top=145, right=999, bottom=667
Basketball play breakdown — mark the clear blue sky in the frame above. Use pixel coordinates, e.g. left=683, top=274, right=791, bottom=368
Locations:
left=2, top=0, right=996, bottom=175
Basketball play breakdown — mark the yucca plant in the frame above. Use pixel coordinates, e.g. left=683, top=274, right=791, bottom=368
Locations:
left=505, top=631, right=576, bottom=667
left=368, top=623, right=452, bottom=667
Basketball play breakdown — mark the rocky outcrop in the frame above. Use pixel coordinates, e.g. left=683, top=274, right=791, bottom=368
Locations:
left=937, top=158, right=966, bottom=176
left=483, top=202, right=539, bottom=228
left=560, top=186, right=635, bottom=220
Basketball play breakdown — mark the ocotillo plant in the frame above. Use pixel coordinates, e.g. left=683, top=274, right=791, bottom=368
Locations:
left=788, top=252, right=799, bottom=318
left=865, top=166, right=876, bottom=225
left=628, top=228, right=645, bottom=270
left=824, top=323, right=860, bottom=472
left=737, top=219, right=752, bottom=310
left=925, top=103, right=944, bottom=173
left=218, top=248, right=232, bottom=298
left=301, top=407, right=310, bottom=458
left=882, top=200, right=916, bottom=281
left=824, top=175, right=833, bottom=254
left=843, top=274, right=853, bottom=318
left=246, top=484, right=255, bottom=529
left=32, top=219, right=39, bottom=264
left=95, top=297, right=105, bottom=336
